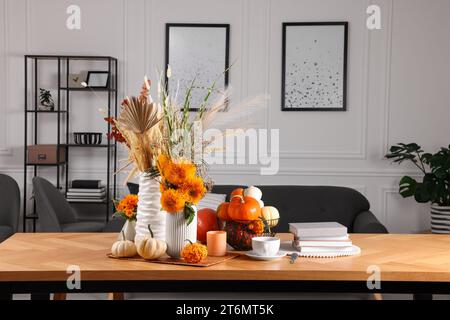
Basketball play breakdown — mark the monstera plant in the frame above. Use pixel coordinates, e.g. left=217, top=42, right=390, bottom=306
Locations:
left=386, top=143, right=450, bottom=206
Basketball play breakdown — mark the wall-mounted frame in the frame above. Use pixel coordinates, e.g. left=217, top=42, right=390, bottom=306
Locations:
left=282, top=22, right=348, bottom=111
left=86, top=71, right=110, bottom=89
left=165, top=23, right=230, bottom=111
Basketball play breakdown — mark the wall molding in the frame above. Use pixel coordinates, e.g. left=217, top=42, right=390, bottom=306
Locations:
left=380, top=186, right=397, bottom=226
left=0, top=0, right=12, bottom=156
left=380, top=0, right=394, bottom=159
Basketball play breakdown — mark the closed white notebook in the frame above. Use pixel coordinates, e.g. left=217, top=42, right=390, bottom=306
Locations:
left=289, top=222, right=347, bottom=238
left=296, top=240, right=352, bottom=247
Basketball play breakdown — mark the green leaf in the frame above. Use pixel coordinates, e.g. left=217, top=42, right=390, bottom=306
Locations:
left=184, top=203, right=196, bottom=226
left=399, top=176, right=418, bottom=198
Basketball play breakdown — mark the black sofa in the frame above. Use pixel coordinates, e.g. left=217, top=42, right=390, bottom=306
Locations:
left=127, top=183, right=387, bottom=234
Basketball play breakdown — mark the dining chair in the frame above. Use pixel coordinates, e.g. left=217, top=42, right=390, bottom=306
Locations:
left=0, top=174, right=20, bottom=242
left=32, top=177, right=106, bottom=232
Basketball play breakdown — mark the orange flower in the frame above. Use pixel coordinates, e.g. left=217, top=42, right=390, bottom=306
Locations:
left=181, top=176, right=206, bottom=204
left=164, top=160, right=196, bottom=186
left=248, top=220, right=265, bottom=235
left=161, top=188, right=185, bottom=213
left=157, top=154, right=170, bottom=173
left=124, top=208, right=135, bottom=218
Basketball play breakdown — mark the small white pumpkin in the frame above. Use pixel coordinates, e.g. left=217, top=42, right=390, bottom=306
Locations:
left=111, top=231, right=137, bottom=258
left=257, top=199, right=264, bottom=209
left=261, top=206, right=280, bottom=227
left=244, top=186, right=262, bottom=201
left=136, top=225, right=167, bottom=260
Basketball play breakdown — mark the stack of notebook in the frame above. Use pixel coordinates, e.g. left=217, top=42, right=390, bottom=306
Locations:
left=289, top=222, right=353, bottom=253
left=66, top=180, right=106, bottom=203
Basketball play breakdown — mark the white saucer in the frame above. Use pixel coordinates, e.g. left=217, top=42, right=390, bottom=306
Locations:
left=244, top=250, right=287, bottom=261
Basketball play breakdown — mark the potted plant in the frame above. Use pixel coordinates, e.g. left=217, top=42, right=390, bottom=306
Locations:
left=39, top=88, right=54, bottom=111
left=386, top=143, right=450, bottom=233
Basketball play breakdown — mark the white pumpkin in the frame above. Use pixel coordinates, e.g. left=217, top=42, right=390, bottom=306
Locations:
left=111, top=231, right=137, bottom=258
left=244, top=186, right=262, bottom=201
left=257, top=199, right=264, bottom=209
left=136, top=225, right=167, bottom=260
left=261, top=206, right=280, bottom=227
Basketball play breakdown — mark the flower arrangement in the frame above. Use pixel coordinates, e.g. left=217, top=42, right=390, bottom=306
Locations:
left=113, top=194, right=139, bottom=220
left=158, top=154, right=206, bottom=224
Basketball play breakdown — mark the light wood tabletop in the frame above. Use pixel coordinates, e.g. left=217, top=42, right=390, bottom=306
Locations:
left=0, top=233, right=450, bottom=282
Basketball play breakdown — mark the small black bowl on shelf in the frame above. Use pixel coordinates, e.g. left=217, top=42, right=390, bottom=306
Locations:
left=73, top=132, right=103, bottom=145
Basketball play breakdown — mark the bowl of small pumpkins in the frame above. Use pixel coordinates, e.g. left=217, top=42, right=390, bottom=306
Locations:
left=217, top=186, right=280, bottom=251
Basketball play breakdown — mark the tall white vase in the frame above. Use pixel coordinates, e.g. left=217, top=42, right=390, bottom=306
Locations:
left=134, top=173, right=166, bottom=241
left=165, top=208, right=197, bottom=259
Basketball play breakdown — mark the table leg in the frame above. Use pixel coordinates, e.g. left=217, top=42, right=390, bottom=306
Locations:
left=31, top=293, right=51, bottom=300
left=413, top=293, right=433, bottom=300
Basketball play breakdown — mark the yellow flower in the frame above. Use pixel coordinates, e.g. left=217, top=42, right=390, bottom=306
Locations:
left=161, top=188, right=186, bottom=213
left=164, top=160, right=196, bottom=186
left=181, top=176, right=206, bottom=204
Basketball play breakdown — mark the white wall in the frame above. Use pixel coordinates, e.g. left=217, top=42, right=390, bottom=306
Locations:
left=1, top=0, right=449, bottom=233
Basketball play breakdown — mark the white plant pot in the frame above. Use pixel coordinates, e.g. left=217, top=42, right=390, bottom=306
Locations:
left=165, top=208, right=197, bottom=259
left=431, top=204, right=450, bottom=234
left=118, top=219, right=136, bottom=241
left=134, top=173, right=166, bottom=241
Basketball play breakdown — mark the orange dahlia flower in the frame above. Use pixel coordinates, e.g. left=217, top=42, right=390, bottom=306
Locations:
left=164, top=161, right=196, bottom=186
left=161, top=188, right=186, bottom=213
left=181, top=176, right=206, bottom=205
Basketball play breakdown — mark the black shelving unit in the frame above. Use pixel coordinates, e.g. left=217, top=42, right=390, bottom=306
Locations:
left=24, top=55, right=118, bottom=232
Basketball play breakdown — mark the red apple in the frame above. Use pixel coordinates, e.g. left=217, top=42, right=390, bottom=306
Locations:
left=197, top=208, right=219, bottom=243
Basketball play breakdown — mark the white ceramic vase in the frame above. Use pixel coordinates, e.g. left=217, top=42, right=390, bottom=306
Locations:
left=134, top=173, right=166, bottom=241
left=117, top=219, right=136, bottom=241
left=165, top=208, right=197, bottom=259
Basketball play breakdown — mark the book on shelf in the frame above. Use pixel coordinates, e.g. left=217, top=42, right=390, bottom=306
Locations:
left=66, top=192, right=106, bottom=198
left=67, top=187, right=105, bottom=194
left=66, top=198, right=106, bottom=203
left=71, top=179, right=102, bottom=189
left=289, top=222, right=347, bottom=238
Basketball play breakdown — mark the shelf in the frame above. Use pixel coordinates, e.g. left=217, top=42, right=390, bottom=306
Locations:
left=68, top=144, right=112, bottom=148
left=26, top=162, right=66, bottom=166
left=66, top=199, right=107, bottom=204
left=25, top=214, right=38, bottom=220
left=59, top=87, right=116, bottom=92
left=26, top=110, right=67, bottom=113
left=26, top=55, right=117, bottom=61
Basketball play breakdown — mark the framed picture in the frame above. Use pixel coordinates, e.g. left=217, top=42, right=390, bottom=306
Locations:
left=282, top=22, right=348, bottom=111
left=165, top=23, right=230, bottom=111
left=86, top=71, right=109, bottom=89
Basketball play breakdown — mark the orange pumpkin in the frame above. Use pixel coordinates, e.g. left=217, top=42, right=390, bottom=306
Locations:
left=230, top=188, right=244, bottom=198
left=228, top=195, right=261, bottom=222
left=217, top=202, right=230, bottom=221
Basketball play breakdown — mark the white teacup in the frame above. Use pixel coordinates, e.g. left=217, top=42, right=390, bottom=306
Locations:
left=252, top=237, right=280, bottom=256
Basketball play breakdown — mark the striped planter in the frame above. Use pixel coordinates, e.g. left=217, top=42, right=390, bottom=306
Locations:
left=165, top=208, right=197, bottom=259
left=431, top=205, right=450, bottom=234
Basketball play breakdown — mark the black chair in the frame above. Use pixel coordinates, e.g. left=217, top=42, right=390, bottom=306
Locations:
left=33, top=177, right=106, bottom=232
left=0, top=174, right=20, bottom=242
left=128, top=183, right=387, bottom=233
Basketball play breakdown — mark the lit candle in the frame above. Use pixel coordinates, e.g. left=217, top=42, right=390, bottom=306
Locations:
left=206, top=231, right=227, bottom=257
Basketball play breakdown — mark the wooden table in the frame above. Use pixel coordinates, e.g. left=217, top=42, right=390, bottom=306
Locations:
left=1, top=233, right=450, bottom=299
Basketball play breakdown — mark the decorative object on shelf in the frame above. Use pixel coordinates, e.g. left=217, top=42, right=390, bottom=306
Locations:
left=113, top=194, right=138, bottom=241
left=86, top=71, right=109, bottom=88
left=218, top=187, right=279, bottom=250
left=135, top=225, right=167, bottom=260
left=27, top=144, right=66, bottom=164
left=111, top=231, right=137, bottom=258
left=386, top=143, right=450, bottom=234
left=165, top=23, right=230, bottom=111
left=39, top=88, right=55, bottom=111
left=282, top=22, right=348, bottom=111
left=181, top=240, right=208, bottom=263
left=73, top=132, right=102, bottom=145
left=68, top=73, right=84, bottom=88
